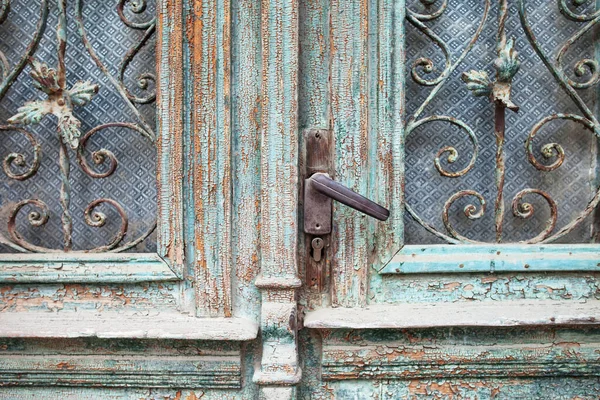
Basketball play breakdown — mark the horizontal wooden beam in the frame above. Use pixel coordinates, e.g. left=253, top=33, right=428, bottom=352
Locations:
left=320, top=326, right=600, bottom=380
left=304, top=300, right=600, bottom=329
left=0, top=253, right=179, bottom=283
left=0, top=311, right=258, bottom=341
left=381, top=244, right=600, bottom=274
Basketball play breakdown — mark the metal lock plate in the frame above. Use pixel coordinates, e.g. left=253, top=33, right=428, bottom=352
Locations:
left=304, top=175, right=332, bottom=235
left=303, top=128, right=332, bottom=235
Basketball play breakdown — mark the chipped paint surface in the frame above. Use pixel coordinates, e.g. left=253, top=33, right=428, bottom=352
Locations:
left=231, top=0, right=262, bottom=320
left=298, top=329, right=600, bottom=399
left=187, top=0, right=233, bottom=318
left=3, top=0, right=600, bottom=398
left=329, top=0, right=372, bottom=308
left=371, top=272, right=600, bottom=304
left=0, top=282, right=178, bottom=313
left=253, top=0, right=301, bottom=395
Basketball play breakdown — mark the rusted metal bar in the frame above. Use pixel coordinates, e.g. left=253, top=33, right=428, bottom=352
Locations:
left=59, top=140, right=72, bottom=251
left=493, top=0, right=509, bottom=242
left=494, top=104, right=505, bottom=242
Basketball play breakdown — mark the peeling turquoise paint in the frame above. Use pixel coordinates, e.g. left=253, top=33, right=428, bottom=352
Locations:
left=1, top=0, right=600, bottom=399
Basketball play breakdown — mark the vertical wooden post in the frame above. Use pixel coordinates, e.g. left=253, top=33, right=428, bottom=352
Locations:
left=189, top=0, right=233, bottom=318
left=329, top=0, right=371, bottom=307
left=231, top=0, right=263, bottom=319
left=254, top=0, right=301, bottom=393
left=372, top=0, right=405, bottom=269
left=157, top=0, right=185, bottom=275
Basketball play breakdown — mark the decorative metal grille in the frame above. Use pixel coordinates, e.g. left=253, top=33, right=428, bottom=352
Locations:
left=0, top=0, right=157, bottom=253
left=405, top=0, right=600, bottom=244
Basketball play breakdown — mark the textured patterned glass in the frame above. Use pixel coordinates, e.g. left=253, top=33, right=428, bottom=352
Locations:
left=405, top=0, right=599, bottom=244
left=0, top=0, right=157, bottom=252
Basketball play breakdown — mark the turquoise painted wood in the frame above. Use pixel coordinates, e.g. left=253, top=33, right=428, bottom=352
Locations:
left=382, top=244, right=600, bottom=274
left=1, top=0, right=600, bottom=399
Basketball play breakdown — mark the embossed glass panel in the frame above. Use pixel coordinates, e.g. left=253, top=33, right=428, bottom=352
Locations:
left=405, top=0, right=600, bottom=244
left=0, top=0, right=156, bottom=252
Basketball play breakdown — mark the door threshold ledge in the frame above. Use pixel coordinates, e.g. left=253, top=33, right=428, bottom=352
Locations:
left=0, top=311, right=258, bottom=341
left=304, top=300, right=600, bottom=330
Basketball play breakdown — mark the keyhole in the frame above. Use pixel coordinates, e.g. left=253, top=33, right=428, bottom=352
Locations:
left=311, top=237, right=324, bottom=262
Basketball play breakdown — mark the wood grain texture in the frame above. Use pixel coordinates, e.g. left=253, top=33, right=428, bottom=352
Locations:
left=371, top=0, right=405, bottom=270
left=231, top=0, right=262, bottom=320
left=302, top=375, right=600, bottom=399
left=260, top=0, right=299, bottom=283
left=383, top=244, right=600, bottom=274
left=254, top=0, right=301, bottom=391
left=371, top=270, right=600, bottom=304
left=0, top=282, right=180, bottom=313
left=298, top=328, right=600, bottom=399
left=322, top=328, right=600, bottom=380
left=0, top=354, right=241, bottom=388
left=0, top=338, right=245, bottom=389
left=320, top=327, right=600, bottom=380
left=188, top=0, right=233, bottom=318
left=0, top=388, right=261, bottom=399
left=298, top=0, right=329, bottom=131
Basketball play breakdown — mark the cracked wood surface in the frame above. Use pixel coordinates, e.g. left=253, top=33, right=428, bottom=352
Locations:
left=320, top=326, right=600, bottom=380
left=253, top=0, right=301, bottom=391
left=2, top=0, right=600, bottom=398
left=187, top=0, right=233, bottom=318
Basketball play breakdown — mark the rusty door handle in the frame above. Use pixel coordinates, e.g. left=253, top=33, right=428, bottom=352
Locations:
left=308, top=173, right=390, bottom=221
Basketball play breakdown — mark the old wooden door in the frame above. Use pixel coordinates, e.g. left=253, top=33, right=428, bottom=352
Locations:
left=1, top=0, right=600, bottom=399
left=298, top=0, right=600, bottom=398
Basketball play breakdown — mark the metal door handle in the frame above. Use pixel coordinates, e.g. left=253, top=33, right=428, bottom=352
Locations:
left=302, top=129, right=390, bottom=235
left=304, top=172, right=389, bottom=235
left=308, top=173, right=389, bottom=221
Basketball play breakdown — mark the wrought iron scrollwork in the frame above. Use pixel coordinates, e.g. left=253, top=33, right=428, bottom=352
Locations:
left=117, top=0, right=156, bottom=106
left=0, top=0, right=157, bottom=253
left=406, top=0, right=600, bottom=244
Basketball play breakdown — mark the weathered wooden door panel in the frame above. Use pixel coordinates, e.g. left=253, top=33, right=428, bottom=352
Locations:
left=298, top=0, right=600, bottom=398
left=0, top=0, right=262, bottom=398
left=3, top=0, right=600, bottom=398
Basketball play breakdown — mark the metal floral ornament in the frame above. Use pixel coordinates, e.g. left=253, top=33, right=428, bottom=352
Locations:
left=8, top=58, right=99, bottom=149
left=463, top=37, right=521, bottom=112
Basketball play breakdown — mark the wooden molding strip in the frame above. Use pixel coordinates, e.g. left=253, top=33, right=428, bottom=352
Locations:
left=0, top=311, right=258, bottom=341
left=321, top=331, right=600, bottom=380
left=382, top=244, right=600, bottom=274
left=0, top=253, right=178, bottom=283
left=0, top=354, right=241, bottom=388
left=157, top=0, right=185, bottom=274
left=304, top=300, right=600, bottom=329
